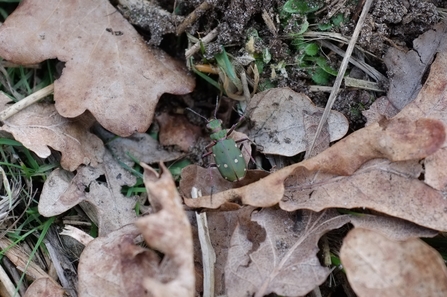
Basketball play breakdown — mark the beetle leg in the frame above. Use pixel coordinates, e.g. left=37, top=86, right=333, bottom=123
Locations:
left=202, top=150, right=213, bottom=158
left=226, top=115, right=246, bottom=136
left=204, top=140, right=217, bottom=150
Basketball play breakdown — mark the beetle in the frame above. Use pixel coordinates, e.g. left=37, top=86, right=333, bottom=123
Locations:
left=205, top=117, right=247, bottom=182
left=187, top=106, right=248, bottom=182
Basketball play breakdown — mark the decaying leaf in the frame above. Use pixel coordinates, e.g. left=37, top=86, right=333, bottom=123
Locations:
left=383, top=21, right=447, bottom=111
left=0, top=94, right=104, bottom=171
left=225, top=209, right=350, bottom=297
left=96, top=125, right=184, bottom=165
left=184, top=117, right=445, bottom=210
left=246, top=87, right=348, bottom=156
left=39, top=151, right=138, bottom=236
left=180, top=165, right=268, bottom=201
left=136, top=163, right=195, bottom=297
left=396, top=49, right=447, bottom=190
left=78, top=224, right=155, bottom=297
left=78, top=164, right=194, bottom=297
left=156, top=113, right=203, bottom=152
left=0, top=0, right=195, bottom=137
left=24, top=278, right=65, bottom=297
left=362, top=96, right=400, bottom=125
left=202, top=207, right=256, bottom=295
left=279, top=159, right=447, bottom=231
left=341, top=228, right=447, bottom=297
left=348, top=214, right=437, bottom=241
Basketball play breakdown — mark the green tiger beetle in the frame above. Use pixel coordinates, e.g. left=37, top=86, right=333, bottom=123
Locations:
left=187, top=103, right=248, bottom=182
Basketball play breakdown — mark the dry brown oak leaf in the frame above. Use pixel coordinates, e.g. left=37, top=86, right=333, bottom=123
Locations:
left=225, top=209, right=350, bottom=297
left=0, top=93, right=103, bottom=171
left=340, top=228, right=447, bottom=297
left=0, top=0, right=195, bottom=137
left=136, top=162, right=195, bottom=297
left=78, top=164, right=194, bottom=297
left=185, top=117, right=447, bottom=231
left=39, top=151, right=138, bottom=236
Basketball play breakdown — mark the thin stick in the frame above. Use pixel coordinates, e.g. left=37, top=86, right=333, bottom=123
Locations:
left=0, top=83, right=54, bottom=122
left=305, top=0, right=373, bottom=159
left=191, top=187, right=216, bottom=297
left=185, top=28, right=219, bottom=59
left=176, top=1, right=212, bottom=35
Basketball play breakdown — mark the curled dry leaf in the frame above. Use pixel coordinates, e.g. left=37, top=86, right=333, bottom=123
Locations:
left=384, top=21, right=447, bottom=111
left=0, top=0, right=195, bottom=136
left=136, top=162, right=194, bottom=297
left=0, top=94, right=104, bottom=171
left=95, top=125, right=184, bottom=165
left=348, top=214, right=437, bottom=241
left=246, top=87, right=348, bottom=156
left=280, top=159, right=447, bottom=231
left=78, top=224, right=156, bottom=297
left=225, top=209, right=350, bottom=297
left=24, top=278, right=65, bottom=297
left=340, top=228, right=447, bottom=297
left=396, top=49, right=447, bottom=190
left=202, top=207, right=257, bottom=295
left=184, top=117, right=445, bottom=213
left=39, top=151, right=138, bottom=236
left=156, top=113, right=202, bottom=152
left=180, top=165, right=268, bottom=202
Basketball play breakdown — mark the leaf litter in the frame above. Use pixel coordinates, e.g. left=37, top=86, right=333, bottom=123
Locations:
left=0, top=0, right=195, bottom=137
left=78, top=164, right=194, bottom=297
left=0, top=0, right=447, bottom=296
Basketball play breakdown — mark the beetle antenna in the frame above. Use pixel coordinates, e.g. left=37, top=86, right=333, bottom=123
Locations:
left=213, top=96, right=220, bottom=119
left=186, top=108, right=208, bottom=121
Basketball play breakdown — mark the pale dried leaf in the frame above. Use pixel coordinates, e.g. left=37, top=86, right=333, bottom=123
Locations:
left=0, top=0, right=195, bottom=136
left=362, top=96, right=400, bottom=125
left=180, top=165, right=268, bottom=202
left=156, top=113, right=202, bottom=152
left=225, top=209, right=350, bottom=297
left=24, top=278, right=64, bottom=297
left=348, top=214, right=437, bottom=241
left=78, top=224, right=156, bottom=297
left=184, top=117, right=445, bottom=212
left=0, top=95, right=104, bottom=171
left=203, top=207, right=256, bottom=295
left=96, top=125, right=184, bottom=165
left=39, top=151, right=138, bottom=236
left=136, top=163, right=194, bottom=297
left=341, top=228, right=447, bottom=297
left=384, top=22, right=447, bottom=111
left=396, top=49, right=447, bottom=190
left=279, top=159, right=447, bottom=231
left=246, top=87, right=348, bottom=156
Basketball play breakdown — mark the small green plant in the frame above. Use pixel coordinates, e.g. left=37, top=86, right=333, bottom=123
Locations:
left=279, top=1, right=348, bottom=85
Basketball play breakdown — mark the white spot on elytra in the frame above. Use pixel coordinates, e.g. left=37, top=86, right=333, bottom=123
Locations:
left=213, top=154, right=216, bottom=157
left=224, top=164, right=228, bottom=168
left=234, top=159, right=238, bottom=163
left=244, top=168, right=247, bottom=171
left=234, top=144, right=237, bottom=147
left=217, top=164, right=220, bottom=167
left=239, top=154, right=242, bottom=157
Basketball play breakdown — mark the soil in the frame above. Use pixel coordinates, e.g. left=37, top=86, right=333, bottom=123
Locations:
left=123, top=0, right=442, bottom=128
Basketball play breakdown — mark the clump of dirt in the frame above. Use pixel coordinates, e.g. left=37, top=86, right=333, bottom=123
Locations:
left=357, top=0, right=440, bottom=55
